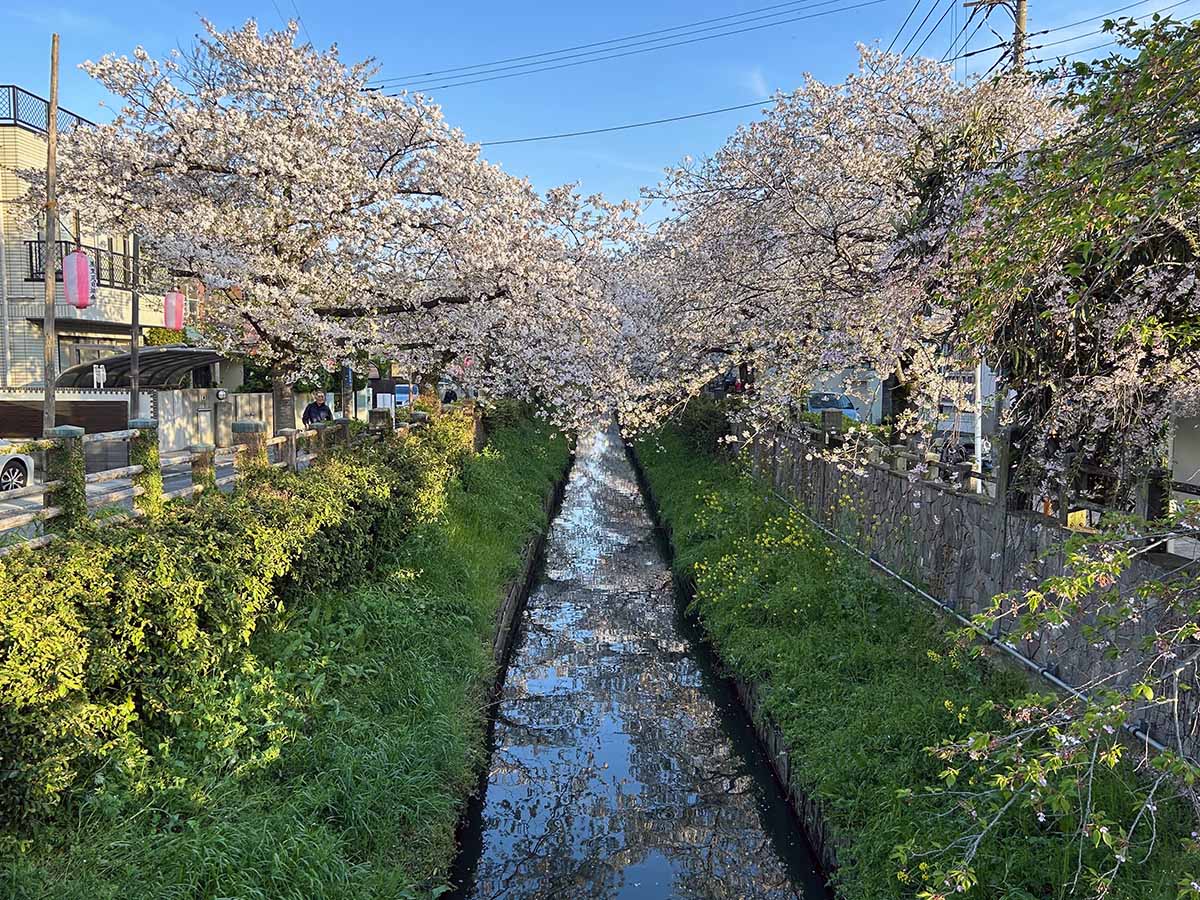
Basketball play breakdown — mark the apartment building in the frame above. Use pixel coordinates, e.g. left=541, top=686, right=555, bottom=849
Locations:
left=0, top=84, right=177, bottom=390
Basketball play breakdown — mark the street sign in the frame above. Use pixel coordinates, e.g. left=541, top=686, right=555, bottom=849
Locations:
left=92, top=364, right=107, bottom=389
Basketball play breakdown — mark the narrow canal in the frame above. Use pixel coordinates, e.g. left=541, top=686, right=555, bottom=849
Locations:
left=452, top=425, right=829, bottom=899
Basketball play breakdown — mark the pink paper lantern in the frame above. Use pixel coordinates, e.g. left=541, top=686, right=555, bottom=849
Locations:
left=62, top=250, right=92, bottom=309
left=163, top=290, right=186, bottom=331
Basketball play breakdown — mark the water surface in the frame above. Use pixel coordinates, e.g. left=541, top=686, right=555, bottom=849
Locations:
left=454, top=425, right=828, bottom=899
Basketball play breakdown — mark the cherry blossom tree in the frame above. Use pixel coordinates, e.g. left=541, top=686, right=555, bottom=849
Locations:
left=617, top=47, right=1064, bottom=440
left=35, top=18, right=636, bottom=425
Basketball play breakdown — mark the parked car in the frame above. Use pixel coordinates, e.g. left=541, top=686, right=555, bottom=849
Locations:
left=0, top=442, right=35, bottom=492
left=394, top=384, right=418, bottom=408
left=807, top=392, right=861, bottom=422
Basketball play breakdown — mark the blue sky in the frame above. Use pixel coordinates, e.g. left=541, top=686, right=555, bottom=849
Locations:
left=0, top=0, right=1176, bottom=209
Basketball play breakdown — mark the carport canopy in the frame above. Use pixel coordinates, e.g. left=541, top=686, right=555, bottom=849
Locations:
left=57, top=345, right=225, bottom=388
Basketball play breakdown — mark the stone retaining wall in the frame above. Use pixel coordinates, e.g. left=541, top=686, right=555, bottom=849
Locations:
left=748, top=432, right=1196, bottom=757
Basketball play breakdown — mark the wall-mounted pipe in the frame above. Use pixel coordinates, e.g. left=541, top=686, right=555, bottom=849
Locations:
left=0, top=212, right=10, bottom=387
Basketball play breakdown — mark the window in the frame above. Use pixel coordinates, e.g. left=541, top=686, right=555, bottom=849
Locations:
left=58, top=335, right=128, bottom=372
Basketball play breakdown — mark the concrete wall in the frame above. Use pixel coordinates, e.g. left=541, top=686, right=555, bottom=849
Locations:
left=154, top=390, right=306, bottom=452
left=748, top=431, right=1197, bottom=757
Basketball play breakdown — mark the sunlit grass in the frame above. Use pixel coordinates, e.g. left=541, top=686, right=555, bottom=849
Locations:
left=636, top=425, right=1195, bottom=900
left=2, top=417, right=568, bottom=900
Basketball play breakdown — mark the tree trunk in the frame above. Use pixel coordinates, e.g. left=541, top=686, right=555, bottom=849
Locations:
left=271, top=369, right=294, bottom=433
left=339, top=364, right=354, bottom=421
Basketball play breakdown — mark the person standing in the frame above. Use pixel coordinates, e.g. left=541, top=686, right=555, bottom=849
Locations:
left=302, top=393, right=333, bottom=426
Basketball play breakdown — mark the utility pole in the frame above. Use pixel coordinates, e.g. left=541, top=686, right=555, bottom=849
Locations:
left=1013, top=0, right=1027, bottom=69
left=964, top=0, right=1028, bottom=71
left=41, top=34, right=60, bottom=437
left=129, top=233, right=140, bottom=421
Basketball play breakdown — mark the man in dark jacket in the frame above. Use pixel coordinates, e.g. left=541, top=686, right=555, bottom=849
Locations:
left=302, top=394, right=333, bottom=426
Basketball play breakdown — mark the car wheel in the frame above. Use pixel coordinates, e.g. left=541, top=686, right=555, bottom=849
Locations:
left=0, top=459, right=28, bottom=492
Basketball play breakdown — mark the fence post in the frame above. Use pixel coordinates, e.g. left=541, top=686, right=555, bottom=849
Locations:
left=369, top=407, right=393, bottom=431
left=233, top=420, right=267, bottom=473
left=279, top=428, right=299, bottom=472
left=128, top=417, right=163, bottom=518
left=45, top=425, right=85, bottom=533
left=333, top=416, right=351, bottom=446
left=190, top=443, right=216, bottom=493
left=214, top=398, right=234, bottom=448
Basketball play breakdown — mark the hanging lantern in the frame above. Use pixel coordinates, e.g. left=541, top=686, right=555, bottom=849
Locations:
left=62, top=250, right=93, bottom=309
left=163, top=289, right=186, bottom=331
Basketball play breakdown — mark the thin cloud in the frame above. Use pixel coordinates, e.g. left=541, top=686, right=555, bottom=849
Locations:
left=4, top=7, right=117, bottom=34
left=739, top=66, right=770, bottom=97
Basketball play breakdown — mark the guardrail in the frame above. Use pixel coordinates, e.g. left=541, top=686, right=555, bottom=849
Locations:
left=0, top=408, right=429, bottom=556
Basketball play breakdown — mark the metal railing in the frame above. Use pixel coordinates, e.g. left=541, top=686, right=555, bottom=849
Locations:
left=26, top=240, right=163, bottom=292
left=0, top=84, right=94, bottom=135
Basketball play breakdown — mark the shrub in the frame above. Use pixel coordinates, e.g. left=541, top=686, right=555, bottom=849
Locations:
left=674, top=396, right=731, bottom=453
left=0, top=412, right=475, bottom=827
left=1, top=414, right=568, bottom=899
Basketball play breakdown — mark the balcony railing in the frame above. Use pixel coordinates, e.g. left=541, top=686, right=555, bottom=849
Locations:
left=26, top=240, right=162, bottom=292
left=0, top=85, right=94, bottom=135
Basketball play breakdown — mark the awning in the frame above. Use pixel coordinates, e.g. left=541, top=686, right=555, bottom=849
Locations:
left=57, top=345, right=226, bottom=388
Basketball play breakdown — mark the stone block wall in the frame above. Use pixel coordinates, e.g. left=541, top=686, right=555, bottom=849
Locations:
left=749, top=431, right=1197, bottom=757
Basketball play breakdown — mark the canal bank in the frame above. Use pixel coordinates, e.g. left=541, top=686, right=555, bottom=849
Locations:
left=452, top=425, right=829, bottom=899
left=626, top=439, right=844, bottom=877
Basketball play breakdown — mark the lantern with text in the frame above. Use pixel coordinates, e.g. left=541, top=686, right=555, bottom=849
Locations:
left=163, top=290, right=186, bottom=331
left=62, top=250, right=93, bottom=310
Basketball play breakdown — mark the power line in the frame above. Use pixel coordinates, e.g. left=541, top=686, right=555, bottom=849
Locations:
left=390, top=0, right=896, bottom=94
left=476, top=37, right=999, bottom=148
left=884, top=0, right=931, bottom=54
left=910, top=0, right=958, bottom=58
left=474, top=0, right=1195, bottom=149
left=378, top=0, right=852, bottom=89
left=479, top=99, right=776, bottom=146
left=373, top=0, right=841, bottom=85
left=1024, top=0, right=1199, bottom=61
left=896, top=0, right=952, bottom=57
left=1027, top=38, right=1122, bottom=65
left=1041, top=0, right=1189, bottom=33
left=287, top=0, right=315, bottom=45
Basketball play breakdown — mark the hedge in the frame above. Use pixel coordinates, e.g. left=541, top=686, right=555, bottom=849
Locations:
left=634, top=423, right=1197, bottom=900
left=2, top=410, right=569, bottom=898
left=0, top=411, right=475, bottom=828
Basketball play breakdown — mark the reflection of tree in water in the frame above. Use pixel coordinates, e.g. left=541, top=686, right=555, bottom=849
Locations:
left=463, top=427, right=816, bottom=900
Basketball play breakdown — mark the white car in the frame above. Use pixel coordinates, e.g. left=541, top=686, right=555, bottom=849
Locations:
left=0, top=442, right=35, bottom=493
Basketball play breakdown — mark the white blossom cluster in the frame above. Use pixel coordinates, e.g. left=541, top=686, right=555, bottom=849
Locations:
left=613, top=48, right=1066, bottom=440
left=31, top=19, right=639, bottom=427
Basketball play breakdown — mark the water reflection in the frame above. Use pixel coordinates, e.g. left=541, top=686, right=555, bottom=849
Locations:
left=454, top=425, right=828, bottom=899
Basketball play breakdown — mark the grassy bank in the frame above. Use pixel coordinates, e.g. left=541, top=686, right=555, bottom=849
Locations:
left=634, top=424, right=1196, bottom=900
left=1, top=410, right=569, bottom=899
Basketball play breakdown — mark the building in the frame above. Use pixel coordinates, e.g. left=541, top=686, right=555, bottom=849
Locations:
left=0, top=83, right=182, bottom=390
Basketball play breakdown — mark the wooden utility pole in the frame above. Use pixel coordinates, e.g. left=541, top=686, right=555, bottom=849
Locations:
left=129, top=233, right=140, bottom=420
left=964, top=0, right=1028, bottom=70
left=41, top=34, right=60, bottom=436
left=1013, top=0, right=1027, bottom=69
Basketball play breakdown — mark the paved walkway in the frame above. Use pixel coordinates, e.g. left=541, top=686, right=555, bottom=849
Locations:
left=457, top=425, right=827, bottom=899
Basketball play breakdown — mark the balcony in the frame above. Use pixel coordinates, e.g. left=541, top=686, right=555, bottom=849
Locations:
left=26, top=240, right=162, bottom=292
left=0, top=85, right=94, bottom=136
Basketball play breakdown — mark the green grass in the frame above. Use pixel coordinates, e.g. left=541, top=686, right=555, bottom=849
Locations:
left=635, top=425, right=1197, bottom=900
left=1, top=417, right=569, bottom=900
